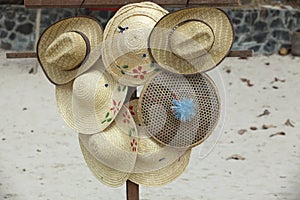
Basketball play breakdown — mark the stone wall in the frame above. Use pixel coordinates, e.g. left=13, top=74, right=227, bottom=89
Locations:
left=0, top=5, right=299, bottom=54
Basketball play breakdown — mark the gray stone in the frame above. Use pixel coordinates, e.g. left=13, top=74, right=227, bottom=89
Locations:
left=232, top=18, right=241, bottom=25
left=271, top=10, right=280, bottom=17
left=272, top=30, right=290, bottom=41
left=17, top=14, right=27, bottom=22
left=280, top=43, right=291, bottom=50
left=254, top=21, right=268, bottom=32
left=249, top=45, right=261, bottom=52
left=5, top=9, right=15, bottom=19
left=16, top=23, right=33, bottom=35
left=260, top=9, right=269, bottom=19
left=63, top=10, right=73, bottom=18
left=1, top=41, right=12, bottom=50
left=9, top=33, right=16, bottom=40
left=270, top=18, right=284, bottom=29
left=253, top=32, right=269, bottom=43
left=28, top=12, right=36, bottom=22
left=235, top=24, right=250, bottom=34
left=245, top=11, right=258, bottom=25
left=49, top=13, right=58, bottom=22
left=263, top=39, right=276, bottom=52
left=4, top=20, right=15, bottom=31
left=235, top=10, right=244, bottom=19
left=0, top=30, right=8, bottom=38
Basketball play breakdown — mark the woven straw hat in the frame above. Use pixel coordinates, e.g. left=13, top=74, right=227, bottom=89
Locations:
left=149, top=7, right=234, bottom=74
left=55, top=59, right=128, bottom=134
left=79, top=105, right=138, bottom=187
left=138, top=71, right=220, bottom=148
left=126, top=100, right=191, bottom=186
left=102, top=2, right=168, bottom=86
left=37, top=16, right=103, bottom=85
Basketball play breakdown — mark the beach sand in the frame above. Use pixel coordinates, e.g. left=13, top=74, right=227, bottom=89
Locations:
left=0, top=51, right=299, bottom=200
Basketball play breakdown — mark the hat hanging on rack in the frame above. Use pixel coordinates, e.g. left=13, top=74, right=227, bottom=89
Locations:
left=148, top=7, right=234, bottom=74
left=138, top=71, right=220, bottom=148
left=37, top=16, right=103, bottom=85
left=79, top=105, right=138, bottom=187
left=55, top=59, right=128, bottom=134
left=102, top=2, right=168, bottom=86
left=126, top=99, right=191, bottom=186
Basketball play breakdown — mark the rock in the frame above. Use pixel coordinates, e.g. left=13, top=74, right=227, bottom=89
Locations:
left=236, top=24, right=250, bottom=34
left=249, top=45, right=261, bottom=52
left=0, top=41, right=12, bottom=50
left=263, top=39, right=277, bottom=52
left=270, top=18, right=285, bottom=29
left=232, top=18, right=241, bottom=25
left=16, top=23, right=33, bottom=35
left=4, top=20, right=15, bottom=31
left=0, top=30, right=8, bottom=38
left=9, top=33, right=16, bottom=40
left=253, top=32, right=269, bottom=43
left=17, top=14, right=27, bottom=22
left=235, top=10, right=244, bottom=19
left=272, top=30, right=290, bottom=41
left=5, top=9, right=15, bottom=19
left=254, top=21, right=268, bottom=32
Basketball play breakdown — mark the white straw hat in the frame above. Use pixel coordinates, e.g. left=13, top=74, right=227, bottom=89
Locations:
left=102, top=2, right=168, bottom=86
left=37, top=16, right=103, bottom=85
left=55, top=59, right=128, bottom=134
left=149, top=7, right=234, bottom=74
left=79, top=105, right=138, bottom=187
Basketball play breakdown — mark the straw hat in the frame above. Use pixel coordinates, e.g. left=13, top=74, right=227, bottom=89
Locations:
left=79, top=105, right=138, bottom=187
left=126, top=100, right=191, bottom=186
left=55, top=59, right=128, bottom=134
left=102, top=2, right=168, bottom=86
left=149, top=7, right=234, bottom=74
left=37, top=16, right=103, bottom=85
left=138, top=71, right=220, bottom=148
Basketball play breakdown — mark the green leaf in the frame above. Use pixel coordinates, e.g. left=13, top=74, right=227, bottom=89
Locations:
left=117, top=86, right=121, bottom=92
left=121, top=70, right=125, bottom=75
left=101, top=120, right=106, bottom=124
left=122, top=86, right=126, bottom=92
left=150, top=62, right=155, bottom=67
left=154, top=68, right=160, bottom=72
left=105, top=112, right=110, bottom=118
left=116, top=65, right=121, bottom=69
left=107, top=118, right=112, bottom=123
left=122, top=65, right=128, bottom=69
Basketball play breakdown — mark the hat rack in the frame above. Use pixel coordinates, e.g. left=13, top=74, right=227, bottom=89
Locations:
left=5, top=1, right=253, bottom=200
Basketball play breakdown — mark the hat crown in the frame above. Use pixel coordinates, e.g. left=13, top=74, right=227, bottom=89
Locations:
left=169, top=21, right=214, bottom=60
left=45, top=32, right=87, bottom=71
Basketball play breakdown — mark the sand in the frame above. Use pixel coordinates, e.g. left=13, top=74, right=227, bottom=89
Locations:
left=0, top=50, right=299, bottom=200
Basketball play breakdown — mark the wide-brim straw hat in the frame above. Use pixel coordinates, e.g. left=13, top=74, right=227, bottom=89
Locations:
left=79, top=105, right=138, bottom=187
left=102, top=2, right=168, bottom=86
left=37, top=16, right=103, bottom=85
left=55, top=59, right=128, bottom=134
left=126, top=100, right=191, bottom=186
left=138, top=71, right=221, bottom=148
left=149, top=7, right=234, bottom=74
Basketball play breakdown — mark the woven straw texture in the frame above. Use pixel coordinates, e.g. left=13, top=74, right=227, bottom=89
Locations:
left=102, top=2, right=168, bottom=86
left=37, top=16, right=103, bottom=85
left=149, top=7, right=233, bottom=74
left=79, top=105, right=138, bottom=174
left=127, top=100, right=189, bottom=174
left=79, top=140, right=130, bottom=187
left=55, top=59, right=128, bottom=134
left=129, top=149, right=191, bottom=186
left=138, top=71, right=220, bottom=148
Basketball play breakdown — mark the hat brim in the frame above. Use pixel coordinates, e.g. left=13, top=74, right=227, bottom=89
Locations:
left=102, top=2, right=168, bottom=86
left=149, top=7, right=234, bottom=74
left=55, top=60, right=128, bottom=134
left=37, top=16, right=103, bottom=85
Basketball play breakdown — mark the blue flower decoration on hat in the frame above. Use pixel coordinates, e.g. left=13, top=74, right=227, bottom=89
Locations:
left=171, top=99, right=196, bottom=122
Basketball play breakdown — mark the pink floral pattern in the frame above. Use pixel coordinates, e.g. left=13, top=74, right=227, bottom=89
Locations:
left=110, top=99, right=121, bottom=115
left=133, top=66, right=147, bottom=80
left=130, top=139, right=138, bottom=152
left=128, top=105, right=135, bottom=116
left=123, top=111, right=131, bottom=124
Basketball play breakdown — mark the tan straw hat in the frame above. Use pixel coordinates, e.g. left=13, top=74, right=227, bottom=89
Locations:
left=79, top=105, right=138, bottom=187
left=149, top=7, right=234, bottom=74
left=138, top=71, right=220, bottom=148
left=102, top=2, right=168, bottom=86
left=126, top=100, right=191, bottom=186
left=37, top=16, right=103, bottom=85
left=55, top=59, right=128, bottom=134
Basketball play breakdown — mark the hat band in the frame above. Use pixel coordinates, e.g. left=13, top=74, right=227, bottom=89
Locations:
left=168, top=19, right=215, bottom=59
left=64, top=31, right=91, bottom=71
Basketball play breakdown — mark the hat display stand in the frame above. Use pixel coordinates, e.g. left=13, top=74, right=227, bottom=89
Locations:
left=6, top=1, right=255, bottom=200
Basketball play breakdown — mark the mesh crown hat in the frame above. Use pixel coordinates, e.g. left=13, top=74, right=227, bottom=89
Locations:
left=79, top=105, right=138, bottom=187
left=102, top=2, right=168, bottom=86
left=37, top=16, right=103, bottom=85
left=138, top=71, right=220, bottom=148
left=55, top=59, right=128, bottom=134
left=149, top=7, right=234, bottom=74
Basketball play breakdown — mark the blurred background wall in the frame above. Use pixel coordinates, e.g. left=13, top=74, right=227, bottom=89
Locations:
left=0, top=0, right=299, bottom=54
